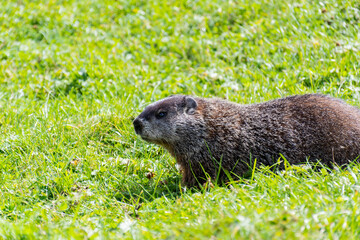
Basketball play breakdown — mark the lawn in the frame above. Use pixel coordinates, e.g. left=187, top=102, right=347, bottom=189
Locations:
left=1, top=0, right=360, bottom=239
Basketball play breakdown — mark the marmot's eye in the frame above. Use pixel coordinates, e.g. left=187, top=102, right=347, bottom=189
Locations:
left=156, top=111, right=167, bottom=119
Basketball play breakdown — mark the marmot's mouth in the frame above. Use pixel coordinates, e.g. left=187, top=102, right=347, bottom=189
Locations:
left=141, top=136, right=162, bottom=144
left=140, top=136, right=152, bottom=142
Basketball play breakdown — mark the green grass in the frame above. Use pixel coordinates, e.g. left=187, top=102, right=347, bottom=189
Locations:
left=1, top=0, right=360, bottom=238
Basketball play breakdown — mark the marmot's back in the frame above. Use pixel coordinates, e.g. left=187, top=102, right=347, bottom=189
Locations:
left=233, top=94, right=360, bottom=166
left=134, top=94, right=360, bottom=187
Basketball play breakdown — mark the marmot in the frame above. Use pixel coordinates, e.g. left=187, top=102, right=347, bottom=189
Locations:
left=133, top=94, right=360, bottom=187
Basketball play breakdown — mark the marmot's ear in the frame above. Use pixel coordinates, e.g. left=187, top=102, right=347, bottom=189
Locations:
left=184, top=96, right=197, bottom=114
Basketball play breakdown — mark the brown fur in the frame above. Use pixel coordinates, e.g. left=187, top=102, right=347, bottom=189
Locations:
left=133, top=94, right=360, bottom=187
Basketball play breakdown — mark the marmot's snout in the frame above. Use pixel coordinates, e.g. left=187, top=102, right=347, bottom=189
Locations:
left=133, top=118, right=143, bottom=135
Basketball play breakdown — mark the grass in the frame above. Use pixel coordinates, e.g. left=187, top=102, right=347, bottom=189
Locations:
left=0, top=0, right=360, bottom=238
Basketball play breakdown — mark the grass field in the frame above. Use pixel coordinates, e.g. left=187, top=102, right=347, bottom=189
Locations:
left=1, top=0, right=360, bottom=239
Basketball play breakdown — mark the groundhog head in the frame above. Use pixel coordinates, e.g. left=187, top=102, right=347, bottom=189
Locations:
left=133, top=95, right=200, bottom=146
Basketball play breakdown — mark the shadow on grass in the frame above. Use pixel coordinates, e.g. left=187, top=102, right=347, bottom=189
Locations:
left=113, top=174, right=184, bottom=205
left=112, top=157, right=360, bottom=213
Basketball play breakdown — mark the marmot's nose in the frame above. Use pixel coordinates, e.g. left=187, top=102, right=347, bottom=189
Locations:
left=133, top=118, right=143, bottom=135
